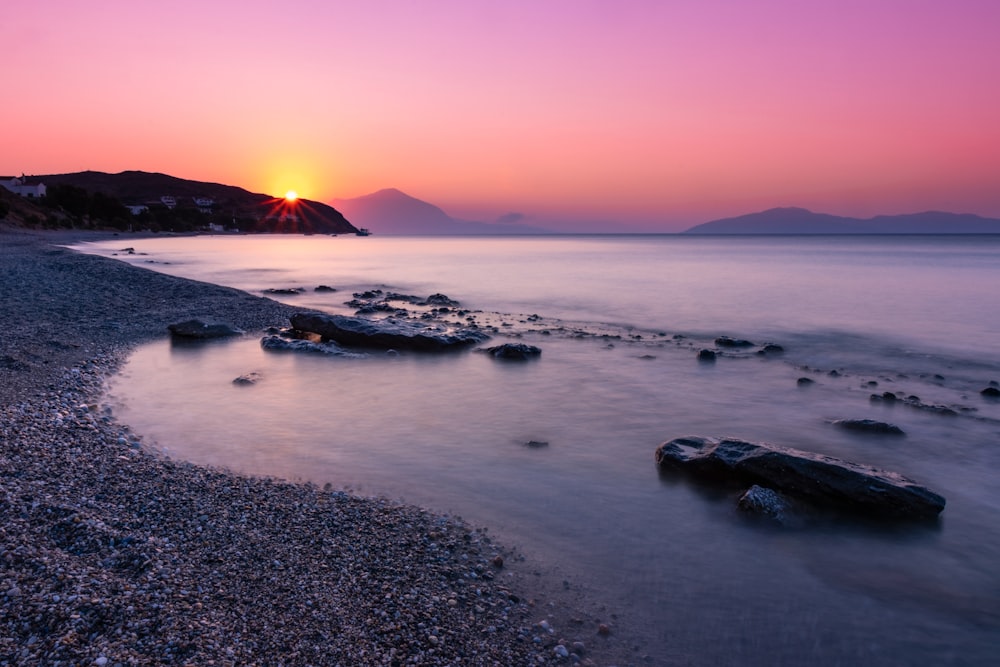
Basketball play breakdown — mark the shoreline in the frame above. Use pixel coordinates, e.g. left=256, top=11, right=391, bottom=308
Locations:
left=0, top=228, right=627, bottom=666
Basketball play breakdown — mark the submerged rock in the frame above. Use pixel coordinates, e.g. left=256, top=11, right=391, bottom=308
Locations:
left=697, top=349, right=717, bottom=362
left=832, top=419, right=905, bottom=435
left=483, top=343, right=542, bottom=361
left=655, top=436, right=945, bottom=519
left=232, top=372, right=263, bottom=385
left=260, top=334, right=367, bottom=357
left=756, top=343, right=785, bottom=356
left=737, top=485, right=792, bottom=520
left=981, top=387, right=1000, bottom=398
left=167, top=319, right=243, bottom=339
left=290, top=312, right=489, bottom=351
left=715, top=336, right=755, bottom=348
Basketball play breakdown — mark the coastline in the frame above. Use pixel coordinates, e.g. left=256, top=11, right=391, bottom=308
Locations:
left=0, top=228, right=623, bottom=666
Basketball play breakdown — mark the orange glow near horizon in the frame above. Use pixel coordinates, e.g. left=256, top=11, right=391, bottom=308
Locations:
left=284, top=190, right=298, bottom=202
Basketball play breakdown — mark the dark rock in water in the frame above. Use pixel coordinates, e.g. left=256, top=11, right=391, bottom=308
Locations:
left=737, top=485, right=791, bottom=520
left=715, top=336, right=754, bottom=348
left=655, top=436, right=945, bottom=519
left=260, top=334, right=366, bottom=357
left=697, top=349, right=717, bottom=362
left=796, top=377, right=815, bottom=386
left=314, top=285, right=337, bottom=292
left=289, top=313, right=489, bottom=351
left=263, top=288, right=305, bottom=295
left=981, top=387, right=1000, bottom=398
left=233, top=372, right=263, bottom=385
left=167, top=319, right=244, bottom=339
left=833, top=419, right=905, bottom=435
left=756, top=343, right=784, bottom=356
left=425, top=293, right=460, bottom=307
left=483, top=343, right=542, bottom=361
left=524, top=440, right=549, bottom=449
left=871, top=391, right=899, bottom=403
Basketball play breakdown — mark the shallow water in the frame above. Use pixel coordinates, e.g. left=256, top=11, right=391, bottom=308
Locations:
left=79, top=234, right=1000, bottom=665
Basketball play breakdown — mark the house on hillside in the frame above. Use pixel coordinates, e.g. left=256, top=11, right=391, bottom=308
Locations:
left=0, top=176, right=46, bottom=198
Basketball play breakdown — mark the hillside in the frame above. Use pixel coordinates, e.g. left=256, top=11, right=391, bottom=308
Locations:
left=331, top=188, right=548, bottom=234
left=684, top=207, right=1000, bottom=234
left=39, top=171, right=358, bottom=234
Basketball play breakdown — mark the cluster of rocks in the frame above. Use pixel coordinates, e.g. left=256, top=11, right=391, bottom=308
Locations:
left=696, top=336, right=784, bottom=362
left=655, top=436, right=946, bottom=522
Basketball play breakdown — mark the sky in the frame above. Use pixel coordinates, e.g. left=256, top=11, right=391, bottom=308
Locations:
left=4, top=1, right=1000, bottom=231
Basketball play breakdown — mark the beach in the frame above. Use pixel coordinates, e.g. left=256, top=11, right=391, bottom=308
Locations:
left=0, top=228, right=621, bottom=666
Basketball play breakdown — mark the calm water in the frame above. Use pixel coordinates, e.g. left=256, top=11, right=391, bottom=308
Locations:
left=76, top=235, right=1000, bottom=666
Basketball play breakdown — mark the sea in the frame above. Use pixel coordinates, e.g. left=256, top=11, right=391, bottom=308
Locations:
left=73, top=234, right=1000, bottom=666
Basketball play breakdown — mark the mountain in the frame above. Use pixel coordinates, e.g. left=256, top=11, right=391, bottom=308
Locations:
left=684, top=207, right=1000, bottom=234
left=330, top=188, right=549, bottom=234
left=38, top=170, right=358, bottom=234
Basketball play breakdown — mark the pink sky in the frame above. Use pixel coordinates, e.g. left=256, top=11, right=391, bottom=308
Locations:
left=4, top=1, right=999, bottom=231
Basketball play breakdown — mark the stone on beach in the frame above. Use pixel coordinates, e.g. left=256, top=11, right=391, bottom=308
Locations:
left=167, top=318, right=244, bottom=339
left=655, top=436, right=945, bottom=519
left=290, top=312, right=490, bottom=351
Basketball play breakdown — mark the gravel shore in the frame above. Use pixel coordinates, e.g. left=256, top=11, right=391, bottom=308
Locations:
left=0, top=228, right=623, bottom=666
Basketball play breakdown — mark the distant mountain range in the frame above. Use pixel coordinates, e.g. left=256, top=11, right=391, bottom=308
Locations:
left=330, top=188, right=549, bottom=235
left=683, top=207, right=1000, bottom=234
left=38, top=171, right=357, bottom=234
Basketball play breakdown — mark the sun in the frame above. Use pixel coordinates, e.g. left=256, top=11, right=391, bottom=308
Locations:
left=284, top=190, right=298, bottom=202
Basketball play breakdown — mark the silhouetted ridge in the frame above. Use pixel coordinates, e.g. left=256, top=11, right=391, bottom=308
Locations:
left=684, top=208, right=1000, bottom=234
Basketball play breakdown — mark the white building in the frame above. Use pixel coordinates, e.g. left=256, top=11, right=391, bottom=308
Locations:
left=0, top=176, right=46, bottom=198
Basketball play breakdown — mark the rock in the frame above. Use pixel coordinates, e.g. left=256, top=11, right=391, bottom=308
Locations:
left=289, top=312, right=489, bottom=352
left=981, top=387, right=1000, bottom=398
left=756, top=343, right=784, bottom=355
left=697, top=349, right=716, bottom=362
left=737, top=485, right=791, bottom=519
left=232, top=372, right=262, bottom=385
left=832, top=419, right=905, bottom=435
left=260, top=335, right=367, bottom=357
left=655, top=436, right=945, bottom=519
left=425, top=293, right=460, bottom=307
left=314, top=285, right=337, bottom=292
left=797, top=377, right=815, bottom=386
left=483, top=343, right=542, bottom=360
left=524, top=440, right=549, bottom=449
left=167, top=319, right=244, bottom=339
left=715, top=336, right=754, bottom=348
left=262, top=288, right=305, bottom=295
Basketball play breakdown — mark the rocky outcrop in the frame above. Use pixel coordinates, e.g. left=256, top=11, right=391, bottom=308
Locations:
left=167, top=319, right=243, bottom=339
left=482, top=343, right=541, bottom=361
left=655, top=436, right=945, bottom=519
left=289, top=313, right=489, bottom=352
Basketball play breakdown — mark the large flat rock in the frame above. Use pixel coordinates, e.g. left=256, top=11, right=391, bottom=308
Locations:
left=655, top=436, right=945, bottom=519
left=290, top=313, right=489, bottom=352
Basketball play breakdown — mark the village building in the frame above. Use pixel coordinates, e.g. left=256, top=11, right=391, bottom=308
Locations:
left=0, top=176, right=46, bottom=198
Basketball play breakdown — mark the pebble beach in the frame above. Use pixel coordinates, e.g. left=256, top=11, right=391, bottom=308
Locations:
left=0, top=228, right=623, bottom=666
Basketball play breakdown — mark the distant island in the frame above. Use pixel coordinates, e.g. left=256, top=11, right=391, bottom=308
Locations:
left=331, top=188, right=550, bottom=235
left=683, top=207, right=1000, bottom=234
left=1, top=171, right=357, bottom=234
